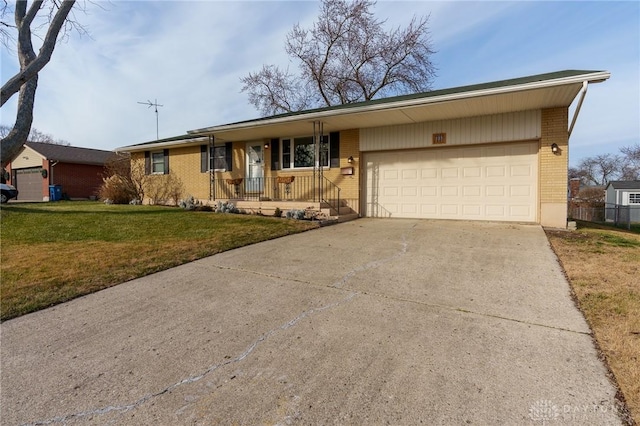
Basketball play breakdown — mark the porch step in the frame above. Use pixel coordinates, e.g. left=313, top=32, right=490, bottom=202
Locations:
left=320, top=205, right=355, bottom=216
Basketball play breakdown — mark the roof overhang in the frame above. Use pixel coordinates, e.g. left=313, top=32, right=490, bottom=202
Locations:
left=117, top=136, right=210, bottom=153
left=119, top=70, right=610, bottom=151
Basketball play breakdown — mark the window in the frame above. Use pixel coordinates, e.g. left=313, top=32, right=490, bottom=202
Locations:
left=151, top=151, right=165, bottom=174
left=629, top=193, right=640, bottom=204
left=210, top=146, right=228, bottom=171
left=281, top=136, right=329, bottom=169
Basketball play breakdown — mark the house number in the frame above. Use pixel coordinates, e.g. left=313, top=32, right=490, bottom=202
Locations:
left=433, top=133, right=446, bottom=145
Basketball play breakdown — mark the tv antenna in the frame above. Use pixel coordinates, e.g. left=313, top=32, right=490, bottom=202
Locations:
left=137, top=99, right=163, bottom=140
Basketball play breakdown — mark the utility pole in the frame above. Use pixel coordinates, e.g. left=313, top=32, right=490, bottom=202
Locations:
left=137, top=99, right=163, bottom=140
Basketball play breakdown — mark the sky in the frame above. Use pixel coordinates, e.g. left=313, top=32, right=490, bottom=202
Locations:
left=1, top=1, right=638, bottom=167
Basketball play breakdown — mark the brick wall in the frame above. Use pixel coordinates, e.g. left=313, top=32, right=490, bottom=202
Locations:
left=539, top=107, right=569, bottom=227
left=51, top=162, right=106, bottom=199
left=131, top=132, right=361, bottom=210
left=267, top=129, right=361, bottom=213
left=167, top=145, right=210, bottom=200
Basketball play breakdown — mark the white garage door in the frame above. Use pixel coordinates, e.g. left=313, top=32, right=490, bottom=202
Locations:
left=363, top=142, right=538, bottom=222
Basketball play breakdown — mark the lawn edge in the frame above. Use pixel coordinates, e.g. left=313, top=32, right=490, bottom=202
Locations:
left=544, top=227, right=637, bottom=426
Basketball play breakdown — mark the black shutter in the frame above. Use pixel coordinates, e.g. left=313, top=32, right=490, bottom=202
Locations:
left=270, top=138, right=280, bottom=170
left=163, top=149, right=169, bottom=174
left=144, top=151, right=151, bottom=175
left=200, top=145, right=208, bottom=172
left=330, top=132, right=340, bottom=168
left=225, top=142, right=233, bottom=171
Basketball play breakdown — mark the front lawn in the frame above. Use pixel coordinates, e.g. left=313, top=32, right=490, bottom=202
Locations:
left=546, top=222, right=639, bottom=423
left=0, top=201, right=318, bottom=321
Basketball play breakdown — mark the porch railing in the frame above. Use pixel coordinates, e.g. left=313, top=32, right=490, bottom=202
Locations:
left=213, top=176, right=341, bottom=214
left=321, top=176, right=341, bottom=215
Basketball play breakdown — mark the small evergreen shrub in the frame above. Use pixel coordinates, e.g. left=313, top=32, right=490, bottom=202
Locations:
left=179, top=195, right=201, bottom=211
left=286, top=209, right=306, bottom=220
left=216, top=201, right=239, bottom=214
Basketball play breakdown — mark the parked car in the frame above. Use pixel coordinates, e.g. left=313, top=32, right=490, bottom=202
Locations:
left=0, top=183, right=18, bottom=203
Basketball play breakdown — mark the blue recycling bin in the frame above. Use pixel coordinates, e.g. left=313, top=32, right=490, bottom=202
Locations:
left=49, top=185, right=62, bottom=201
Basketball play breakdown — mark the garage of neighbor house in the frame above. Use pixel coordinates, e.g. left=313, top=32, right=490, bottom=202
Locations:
left=119, top=70, right=610, bottom=229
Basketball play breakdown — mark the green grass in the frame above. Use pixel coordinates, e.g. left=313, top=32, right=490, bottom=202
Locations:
left=0, top=201, right=318, bottom=320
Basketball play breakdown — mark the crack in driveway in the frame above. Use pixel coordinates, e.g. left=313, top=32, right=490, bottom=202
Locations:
left=23, top=233, right=417, bottom=425
left=24, top=292, right=358, bottom=426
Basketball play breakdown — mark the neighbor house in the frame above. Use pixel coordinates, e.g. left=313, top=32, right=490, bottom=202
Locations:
left=5, top=142, right=116, bottom=201
left=118, top=70, right=610, bottom=228
left=605, top=180, right=640, bottom=223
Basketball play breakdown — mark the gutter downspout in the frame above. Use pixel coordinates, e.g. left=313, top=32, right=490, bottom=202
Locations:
left=50, top=161, right=59, bottom=184
left=568, top=81, right=588, bottom=139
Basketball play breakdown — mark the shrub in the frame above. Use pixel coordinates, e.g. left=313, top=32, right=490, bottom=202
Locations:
left=216, top=201, right=239, bottom=214
left=273, top=207, right=282, bottom=218
left=179, top=195, right=201, bottom=211
left=146, top=173, right=184, bottom=205
left=286, top=209, right=306, bottom=220
left=98, top=175, right=136, bottom=204
left=98, top=154, right=146, bottom=204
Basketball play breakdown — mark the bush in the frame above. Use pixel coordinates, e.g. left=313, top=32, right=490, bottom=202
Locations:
left=286, top=209, right=306, bottom=220
left=273, top=207, right=282, bottom=218
left=216, top=201, right=239, bottom=214
left=179, top=196, right=200, bottom=210
left=146, top=173, right=184, bottom=206
left=98, top=175, right=136, bottom=204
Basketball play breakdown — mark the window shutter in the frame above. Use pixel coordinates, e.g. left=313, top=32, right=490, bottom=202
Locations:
left=200, top=145, right=208, bottom=172
left=270, top=138, right=280, bottom=170
left=225, top=142, right=232, bottom=171
left=330, top=132, right=340, bottom=168
left=144, top=151, right=151, bottom=175
left=163, top=149, right=169, bottom=174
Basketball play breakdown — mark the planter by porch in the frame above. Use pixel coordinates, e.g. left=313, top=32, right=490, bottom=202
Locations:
left=276, top=176, right=295, bottom=184
left=226, top=178, right=244, bottom=185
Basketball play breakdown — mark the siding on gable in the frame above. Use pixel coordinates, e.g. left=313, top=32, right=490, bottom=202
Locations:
left=9, top=146, right=44, bottom=168
left=360, top=110, right=541, bottom=152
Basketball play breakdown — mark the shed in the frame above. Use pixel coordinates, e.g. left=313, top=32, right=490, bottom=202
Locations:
left=605, top=181, right=640, bottom=222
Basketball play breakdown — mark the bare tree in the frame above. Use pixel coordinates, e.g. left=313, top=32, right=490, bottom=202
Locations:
left=573, top=153, right=621, bottom=186
left=0, top=124, right=69, bottom=145
left=1, top=0, right=80, bottom=167
left=620, top=143, right=640, bottom=181
left=241, top=0, right=436, bottom=116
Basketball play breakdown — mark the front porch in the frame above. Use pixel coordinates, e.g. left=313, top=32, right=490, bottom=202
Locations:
left=209, top=175, right=358, bottom=222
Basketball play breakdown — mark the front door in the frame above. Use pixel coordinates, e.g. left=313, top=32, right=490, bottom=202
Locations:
left=246, top=142, right=264, bottom=193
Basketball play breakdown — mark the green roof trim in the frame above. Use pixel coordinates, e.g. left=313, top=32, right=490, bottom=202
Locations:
left=119, top=133, right=207, bottom=150
left=194, top=69, right=605, bottom=130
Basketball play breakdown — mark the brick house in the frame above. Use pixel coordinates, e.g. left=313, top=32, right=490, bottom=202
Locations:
left=5, top=142, right=117, bottom=201
left=119, top=70, right=609, bottom=228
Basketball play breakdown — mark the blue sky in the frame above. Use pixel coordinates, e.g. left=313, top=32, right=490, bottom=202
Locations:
left=1, top=1, right=638, bottom=166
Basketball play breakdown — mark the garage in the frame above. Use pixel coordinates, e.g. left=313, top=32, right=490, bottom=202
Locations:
left=15, top=168, right=44, bottom=201
left=363, top=141, right=538, bottom=222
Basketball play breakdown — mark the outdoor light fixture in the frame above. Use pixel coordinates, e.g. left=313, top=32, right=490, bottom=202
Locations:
left=347, top=156, right=354, bottom=163
left=551, top=143, right=559, bottom=154
left=264, top=142, right=270, bottom=149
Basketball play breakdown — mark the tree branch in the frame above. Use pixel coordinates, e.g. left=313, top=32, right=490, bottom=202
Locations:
left=1, top=0, right=75, bottom=106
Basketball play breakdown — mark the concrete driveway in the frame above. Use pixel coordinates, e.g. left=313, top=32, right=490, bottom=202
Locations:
left=1, top=219, right=624, bottom=425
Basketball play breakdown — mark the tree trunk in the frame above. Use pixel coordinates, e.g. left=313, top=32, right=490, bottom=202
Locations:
left=1, top=76, right=38, bottom=167
left=1, top=0, right=76, bottom=167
